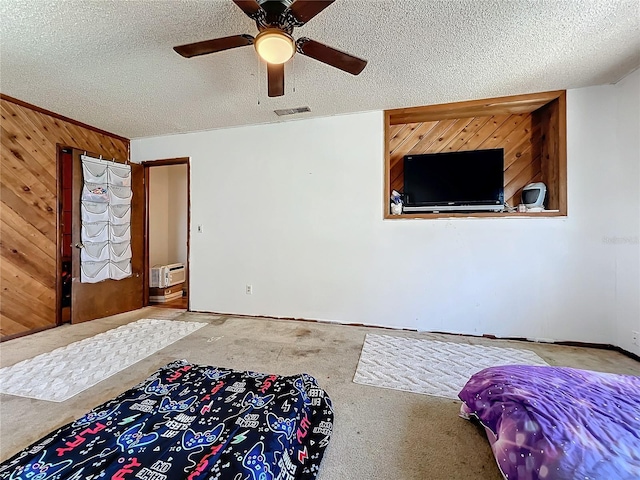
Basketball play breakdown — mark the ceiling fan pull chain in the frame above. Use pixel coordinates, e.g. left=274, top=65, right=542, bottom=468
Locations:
left=256, top=54, right=261, bottom=105
left=292, top=56, right=296, bottom=93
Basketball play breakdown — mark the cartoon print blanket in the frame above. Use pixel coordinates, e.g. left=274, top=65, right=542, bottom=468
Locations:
left=0, top=360, right=334, bottom=480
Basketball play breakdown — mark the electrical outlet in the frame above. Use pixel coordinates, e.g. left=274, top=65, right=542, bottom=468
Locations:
left=246, top=284, right=252, bottom=295
left=633, top=331, right=639, bottom=346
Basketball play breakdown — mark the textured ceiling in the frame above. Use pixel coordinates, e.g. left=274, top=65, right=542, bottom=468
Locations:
left=1, top=0, right=638, bottom=139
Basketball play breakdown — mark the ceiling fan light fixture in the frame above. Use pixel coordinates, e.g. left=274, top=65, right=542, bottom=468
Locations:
left=254, top=29, right=295, bottom=64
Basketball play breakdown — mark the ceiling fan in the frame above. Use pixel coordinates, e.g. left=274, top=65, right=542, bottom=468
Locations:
left=173, top=0, right=367, bottom=97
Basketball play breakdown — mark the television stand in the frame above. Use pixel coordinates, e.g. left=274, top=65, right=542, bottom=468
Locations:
left=403, top=204, right=504, bottom=213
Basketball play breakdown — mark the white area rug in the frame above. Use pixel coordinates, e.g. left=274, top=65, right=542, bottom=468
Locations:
left=353, top=334, right=548, bottom=400
left=0, top=318, right=205, bottom=402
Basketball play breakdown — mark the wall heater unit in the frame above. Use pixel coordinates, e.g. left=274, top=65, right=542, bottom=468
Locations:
left=150, top=263, right=186, bottom=288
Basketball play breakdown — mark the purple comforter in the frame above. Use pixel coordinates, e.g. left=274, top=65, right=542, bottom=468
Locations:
left=459, top=365, right=640, bottom=480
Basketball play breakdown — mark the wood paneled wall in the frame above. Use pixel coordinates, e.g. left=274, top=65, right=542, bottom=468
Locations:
left=389, top=112, right=542, bottom=206
left=0, top=96, right=129, bottom=339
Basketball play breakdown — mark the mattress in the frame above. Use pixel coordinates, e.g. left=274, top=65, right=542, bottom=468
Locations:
left=459, top=365, right=640, bottom=480
left=0, top=360, right=334, bottom=480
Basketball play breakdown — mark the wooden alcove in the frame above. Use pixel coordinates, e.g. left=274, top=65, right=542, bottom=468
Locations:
left=383, top=90, right=567, bottom=219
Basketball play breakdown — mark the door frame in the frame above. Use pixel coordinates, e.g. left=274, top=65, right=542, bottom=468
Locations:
left=55, top=145, right=68, bottom=327
left=142, top=157, right=191, bottom=309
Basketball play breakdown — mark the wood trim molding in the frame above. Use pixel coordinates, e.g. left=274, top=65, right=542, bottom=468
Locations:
left=186, top=162, right=191, bottom=311
left=383, top=90, right=567, bottom=219
left=181, top=311, right=640, bottom=363
left=383, top=111, right=392, bottom=220
left=615, top=346, right=640, bottom=363
left=143, top=166, right=150, bottom=307
left=387, top=90, right=565, bottom=125
left=384, top=211, right=567, bottom=220
left=0, top=324, right=57, bottom=342
left=137, top=164, right=147, bottom=311
left=143, top=158, right=191, bottom=310
left=55, top=146, right=64, bottom=327
left=1, top=94, right=129, bottom=144
left=141, top=157, right=189, bottom=166
left=557, top=91, right=568, bottom=216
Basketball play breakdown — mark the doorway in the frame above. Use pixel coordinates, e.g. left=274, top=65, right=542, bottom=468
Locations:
left=143, top=158, right=190, bottom=309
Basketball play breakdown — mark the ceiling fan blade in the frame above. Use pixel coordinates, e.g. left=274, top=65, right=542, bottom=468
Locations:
left=288, top=0, right=335, bottom=24
left=267, top=63, right=285, bottom=97
left=174, top=34, right=254, bottom=58
left=232, top=0, right=262, bottom=18
left=296, top=38, right=367, bottom=75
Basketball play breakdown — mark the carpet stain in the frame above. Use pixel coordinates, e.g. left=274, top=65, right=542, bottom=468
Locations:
left=208, top=318, right=227, bottom=326
left=295, top=328, right=312, bottom=337
left=294, top=348, right=321, bottom=358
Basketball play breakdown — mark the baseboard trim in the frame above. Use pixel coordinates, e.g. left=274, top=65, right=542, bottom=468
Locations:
left=191, top=310, right=640, bottom=363
left=5, top=309, right=637, bottom=363
left=1, top=324, right=57, bottom=342
left=426, top=331, right=640, bottom=363
left=188, top=310, right=418, bottom=332
left=613, top=346, right=640, bottom=362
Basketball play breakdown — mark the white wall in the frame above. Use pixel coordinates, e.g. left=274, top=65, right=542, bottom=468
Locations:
left=166, top=165, right=188, bottom=268
left=132, top=84, right=638, bottom=347
left=612, top=68, right=640, bottom=355
left=148, top=165, right=188, bottom=286
left=148, top=166, right=169, bottom=267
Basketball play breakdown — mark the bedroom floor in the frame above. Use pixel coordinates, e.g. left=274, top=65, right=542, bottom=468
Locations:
left=1, top=308, right=638, bottom=479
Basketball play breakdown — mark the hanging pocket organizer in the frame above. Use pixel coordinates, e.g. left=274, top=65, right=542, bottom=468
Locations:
left=82, top=182, right=109, bottom=203
left=110, top=223, right=131, bottom=243
left=108, top=184, right=133, bottom=205
left=81, top=221, right=109, bottom=243
left=108, top=163, right=131, bottom=187
left=110, top=259, right=132, bottom=280
left=81, top=259, right=110, bottom=283
left=109, top=204, right=131, bottom=225
left=80, top=155, right=133, bottom=283
left=81, top=201, right=109, bottom=223
left=110, top=241, right=132, bottom=262
left=81, top=240, right=110, bottom=262
left=82, top=161, right=108, bottom=183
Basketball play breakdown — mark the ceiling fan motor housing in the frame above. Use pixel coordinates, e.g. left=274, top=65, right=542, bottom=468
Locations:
left=255, top=0, right=298, bottom=33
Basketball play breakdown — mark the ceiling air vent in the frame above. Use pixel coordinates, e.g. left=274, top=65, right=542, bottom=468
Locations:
left=274, top=106, right=311, bottom=116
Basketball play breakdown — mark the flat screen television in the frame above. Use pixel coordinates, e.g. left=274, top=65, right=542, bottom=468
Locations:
left=402, top=149, right=505, bottom=213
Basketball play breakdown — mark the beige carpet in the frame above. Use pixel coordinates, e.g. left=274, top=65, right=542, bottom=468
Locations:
left=1, top=307, right=638, bottom=480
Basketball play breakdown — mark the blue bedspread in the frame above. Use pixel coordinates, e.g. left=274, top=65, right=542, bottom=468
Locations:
left=0, top=360, right=333, bottom=480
